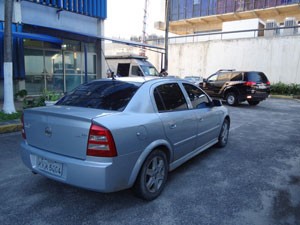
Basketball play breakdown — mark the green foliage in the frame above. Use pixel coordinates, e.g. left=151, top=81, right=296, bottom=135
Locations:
left=42, top=89, right=62, bottom=101
left=23, top=96, right=46, bottom=109
left=15, top=89, right=28, bottom=98
left=22, top=90, right=62, bottom=109
left=271, top=82, right=300, bottom=96
left=0, top=111, right=22, bottom=122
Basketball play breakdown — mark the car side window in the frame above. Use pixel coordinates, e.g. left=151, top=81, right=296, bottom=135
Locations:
left=230, top=73, right=243, bottom=81
left=131, top=66, right=143, bottom=76
left=217, top=73, right=231, bottom=81
left=154, top=83, right=188, bottom=112
left=208, top=74, right=217, bottom=82
left=183, top=83, right=210, bottom=109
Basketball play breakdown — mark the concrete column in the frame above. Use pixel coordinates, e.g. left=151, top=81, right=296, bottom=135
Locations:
left=96, top=19, right=105, bottom=79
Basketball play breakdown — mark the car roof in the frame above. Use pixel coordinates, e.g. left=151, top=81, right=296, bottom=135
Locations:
left=115, top=76, right=160, bottom=83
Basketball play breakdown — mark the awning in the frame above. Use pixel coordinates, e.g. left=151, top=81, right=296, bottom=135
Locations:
left=0, top=30, right=62, bottom=44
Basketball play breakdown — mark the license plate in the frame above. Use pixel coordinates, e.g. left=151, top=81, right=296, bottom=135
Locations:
left=257, top=84, right=266, bottom=89
left=37, top=156, right=63, bottom=177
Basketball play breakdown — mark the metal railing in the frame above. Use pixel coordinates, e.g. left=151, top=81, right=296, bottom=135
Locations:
left=166, top=25, right=300, bottom=44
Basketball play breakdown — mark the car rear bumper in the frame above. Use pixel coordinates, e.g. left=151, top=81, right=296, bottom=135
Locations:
left=20, top=141, right=137, bottom=193
left=246, top=93, right=269, bottom=101
left=241, top=90, right=270, bottom=101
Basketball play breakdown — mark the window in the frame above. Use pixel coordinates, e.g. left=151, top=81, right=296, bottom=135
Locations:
left=200, top=0, right=209, bottom=16
left=179, top=0, right=186, bottom=19
left=183, top=83, right=210, bottom=109
left=186, top=0, right=194, bottom=18
left=245, top=72, right=269, bottom=83
left=230, top=73, right=243, bottom=81
left=140, top=65, right=159, bottom=76
left=131, top=66, right=143, bottom=76
left=56, top=80, right=141, bottom=111
left=208, top=74, right=218, bottom=82
left=217, top=73, right=232, bottom=81
left=170, top=0, right=180, bottom=21
left=154, top=83, right=188, bottom=112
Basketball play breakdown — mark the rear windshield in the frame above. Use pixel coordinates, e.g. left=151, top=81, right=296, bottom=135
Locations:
left=245, top=72, right=269, bottom=83
left=56, top=80, right=141, bottom=111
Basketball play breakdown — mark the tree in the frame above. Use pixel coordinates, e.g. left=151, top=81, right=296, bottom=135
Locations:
left=2, top=0, right=16, bottom=114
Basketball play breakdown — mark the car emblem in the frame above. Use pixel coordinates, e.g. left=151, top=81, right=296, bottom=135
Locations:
left=45, top=127, right=52, bottom=137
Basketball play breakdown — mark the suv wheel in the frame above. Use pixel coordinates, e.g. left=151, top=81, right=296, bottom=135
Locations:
left=134, top=150, right=168, bottom=201
left=225, top=92, right=238, bottom=106
left=247, top=100, right=260, bottom=106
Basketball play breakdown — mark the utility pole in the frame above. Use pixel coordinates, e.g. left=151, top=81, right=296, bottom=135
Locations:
left=140, top=0, right=149, bottom=56
left=3, top=0, right=16, bottom=113
left=164, top=0, right=169, bottom=71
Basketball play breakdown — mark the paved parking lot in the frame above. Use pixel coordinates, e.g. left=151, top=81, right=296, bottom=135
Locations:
left=0, top=98, right=299, bottom=225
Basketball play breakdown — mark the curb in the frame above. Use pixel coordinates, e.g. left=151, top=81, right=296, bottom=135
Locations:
left=0, top=121, right=22, bottom=134
left=269, top=95, right=300, bottom=101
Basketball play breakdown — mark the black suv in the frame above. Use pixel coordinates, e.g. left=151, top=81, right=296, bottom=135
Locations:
left=201, top=70, right=270, bottom=106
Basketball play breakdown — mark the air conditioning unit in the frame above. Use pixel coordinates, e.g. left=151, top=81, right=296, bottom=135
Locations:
left=283, top=17, right=298, bottom=35
left=265, top=20, right=279, bottom=37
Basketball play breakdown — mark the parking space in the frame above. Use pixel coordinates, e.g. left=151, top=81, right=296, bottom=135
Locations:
left=0, top=98, right=299, bottom=225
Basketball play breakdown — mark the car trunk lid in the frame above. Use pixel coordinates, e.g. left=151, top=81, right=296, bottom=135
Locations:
left=23, top=106, right=116, bottom=160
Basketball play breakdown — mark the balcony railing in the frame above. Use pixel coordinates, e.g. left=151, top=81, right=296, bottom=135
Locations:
left=166, top=25, right=300, bottom=44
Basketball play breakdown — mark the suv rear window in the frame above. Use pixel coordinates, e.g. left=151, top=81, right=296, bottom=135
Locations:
left=245, top=72, right=269, bottom=83
left=56, top=80, right=140, bottom=111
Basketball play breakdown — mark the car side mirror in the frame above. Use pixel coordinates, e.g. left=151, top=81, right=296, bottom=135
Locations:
left=212, top=99, right=222, bottom=107
left=203, top=78, right=207, bottom=83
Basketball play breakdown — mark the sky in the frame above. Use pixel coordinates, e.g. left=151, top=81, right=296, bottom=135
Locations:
left=104, top=0, right=165, bottom=39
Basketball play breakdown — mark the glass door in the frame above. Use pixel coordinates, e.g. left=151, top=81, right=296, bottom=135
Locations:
left=45, top=50, right=62, bottom=92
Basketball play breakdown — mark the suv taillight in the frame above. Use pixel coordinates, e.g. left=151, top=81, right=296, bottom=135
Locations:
left=244, top=81, right=256, bottom=86
left=87, top=124, right=117, bottom=157
left=21, top=113, right=26, bottom=140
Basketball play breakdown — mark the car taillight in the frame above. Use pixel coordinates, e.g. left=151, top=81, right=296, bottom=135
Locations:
left=87, top=124, right=117, bottom=157
left=266, top=81, right=270, bottom=85
left=21, top=113, right=26, bottom=140
left=244, top=81, right=256, bottom=86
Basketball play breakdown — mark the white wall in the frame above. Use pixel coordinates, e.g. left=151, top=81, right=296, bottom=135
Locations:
left=222, top=19, right=264, bottom=39
left=165, top=35, right=300, bottom=84
left=105, top=35, right=300, bottom=84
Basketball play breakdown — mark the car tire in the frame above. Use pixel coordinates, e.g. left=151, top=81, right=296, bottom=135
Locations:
left=247, top=100, right=260, bottom=106
left=225, top=92, right=238, bottom=106
left=217, top=119, right=230, bottom=147
left=134, top=150, right=168, bottom=201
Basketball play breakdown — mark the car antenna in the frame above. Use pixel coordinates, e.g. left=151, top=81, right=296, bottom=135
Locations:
left=111, top=71, right=116, bottom=80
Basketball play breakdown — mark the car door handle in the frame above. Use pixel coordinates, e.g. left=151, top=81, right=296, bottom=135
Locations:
left=199, top=117, right=204, bottom=122
left=169, top=124, right=177, bottom=129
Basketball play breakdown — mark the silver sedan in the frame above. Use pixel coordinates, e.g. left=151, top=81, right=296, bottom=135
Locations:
left=20, top=77, right=230, bottom=200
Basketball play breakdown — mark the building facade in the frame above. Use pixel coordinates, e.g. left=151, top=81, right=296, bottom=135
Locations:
left=166, top=0, right=300, bottom=34
left=0, top=0, right=107, bottom=97
left=149, top=0, right=300, bottom=83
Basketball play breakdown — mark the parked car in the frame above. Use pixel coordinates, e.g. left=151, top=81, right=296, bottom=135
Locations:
left=201, top=70, right=270, bottom=106
left=20, top=77, right=230, bottom=200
